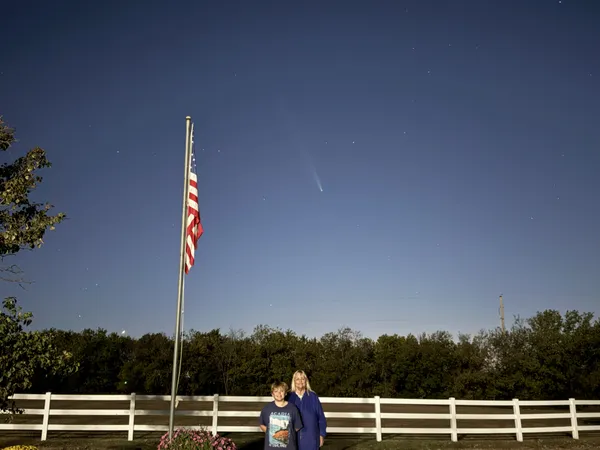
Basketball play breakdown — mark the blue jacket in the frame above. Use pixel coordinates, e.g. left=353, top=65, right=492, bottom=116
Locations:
left=288, top=391, right=327, bottom=450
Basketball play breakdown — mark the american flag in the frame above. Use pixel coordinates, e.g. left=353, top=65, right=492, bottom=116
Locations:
left=185, top=123, right=203, bottom=274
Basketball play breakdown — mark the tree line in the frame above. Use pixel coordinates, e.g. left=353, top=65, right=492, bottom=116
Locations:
left=23, top=309, right=600, bottom=401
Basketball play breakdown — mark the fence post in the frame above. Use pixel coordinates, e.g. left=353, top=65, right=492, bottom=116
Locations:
left=128, top=393, right=136, bottom=441
left=512, top=399, right=523, bottom=442
left=41, top=392, right=52, bottom=441
left=449, top=397, right=458, bottom=442
left=374, top=396, right=382, bottom=442
left=212, top=394, right=219, bottom=435
left=569, top=398, right=579, bottom=439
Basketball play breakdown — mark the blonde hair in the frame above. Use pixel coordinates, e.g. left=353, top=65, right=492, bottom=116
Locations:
left=271, top=381, right=288, bottom=393
left=290, top=370, right=313, bottom=394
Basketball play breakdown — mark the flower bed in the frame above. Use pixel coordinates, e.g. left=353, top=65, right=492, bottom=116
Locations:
left=157, top=428, right=237, bottom=450
left=2, top=446, right=39, bottom=450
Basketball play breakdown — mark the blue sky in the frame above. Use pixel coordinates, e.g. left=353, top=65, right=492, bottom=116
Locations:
left=1, top=0, right=599, bottom=339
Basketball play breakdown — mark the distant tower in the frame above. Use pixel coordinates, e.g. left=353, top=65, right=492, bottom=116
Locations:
left=499, top=295, right=506, bottom=334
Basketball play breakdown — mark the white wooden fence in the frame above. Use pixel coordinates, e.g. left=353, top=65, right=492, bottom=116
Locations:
left=1, top=393, right=600, bottom=443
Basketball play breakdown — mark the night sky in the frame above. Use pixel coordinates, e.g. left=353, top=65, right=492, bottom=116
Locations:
left=2, top=0, right=599, bottom=340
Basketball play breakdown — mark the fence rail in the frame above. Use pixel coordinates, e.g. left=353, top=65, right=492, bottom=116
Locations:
left=1, top=393, right=600, bottom=443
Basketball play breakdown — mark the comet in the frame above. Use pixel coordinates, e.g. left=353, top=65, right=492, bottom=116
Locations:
left=274, top=97, right=325, bottom=193
left=312, top=167, right=323, bottom=192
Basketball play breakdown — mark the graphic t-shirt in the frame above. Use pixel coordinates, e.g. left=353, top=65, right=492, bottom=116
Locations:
left=259, top=402, right=303, bottom=450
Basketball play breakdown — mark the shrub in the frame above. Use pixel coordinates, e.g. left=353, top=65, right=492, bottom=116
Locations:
left=157, top=428, right=237, bottom=450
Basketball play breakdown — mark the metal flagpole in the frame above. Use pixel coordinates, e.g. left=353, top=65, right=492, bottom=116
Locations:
left=168, top=116, right=193, bottom=439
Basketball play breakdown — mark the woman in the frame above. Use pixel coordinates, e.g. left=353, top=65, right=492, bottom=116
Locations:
left=287, top=370, right=327, bottom=449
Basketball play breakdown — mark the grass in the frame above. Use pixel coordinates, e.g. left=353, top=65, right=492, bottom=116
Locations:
left=2, top=433, right=600, bottom=450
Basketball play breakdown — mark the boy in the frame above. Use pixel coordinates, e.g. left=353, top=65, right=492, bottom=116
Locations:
left=260, top=381, right=303, bottom=449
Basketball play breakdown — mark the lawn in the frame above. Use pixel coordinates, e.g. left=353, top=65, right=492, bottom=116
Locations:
left=2, top=433, right=600, bottom=450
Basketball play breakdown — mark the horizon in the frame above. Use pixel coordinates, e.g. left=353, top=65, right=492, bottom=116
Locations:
left=31, top=306, right=598, bottom=342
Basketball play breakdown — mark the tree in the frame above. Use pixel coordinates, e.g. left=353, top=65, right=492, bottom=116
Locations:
left=0, top=116, right=74, bottom=417
left=213, top=328, right=248, bottom=395
left=50, top=328, right=134, bottom=394
left=179, top=330, right=222, bottom=395
left=118, top=333, right=173, bottom=394
left=0, top=297, right=78, bottom=416
left=0, top=116, right=65, bottom=283
left=451, top=331, right=497, bottom=399
left=316, top=328, right=375, bottom=397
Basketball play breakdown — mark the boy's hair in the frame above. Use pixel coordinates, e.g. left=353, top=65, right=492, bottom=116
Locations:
left=271, top=381, right=288, bottom=392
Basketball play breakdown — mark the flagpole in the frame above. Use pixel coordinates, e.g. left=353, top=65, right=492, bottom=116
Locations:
left=168, top=116, right=193, bottom=439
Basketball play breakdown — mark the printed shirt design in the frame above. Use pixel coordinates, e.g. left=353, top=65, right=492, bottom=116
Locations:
left=268, top=411, right=291, bottom=447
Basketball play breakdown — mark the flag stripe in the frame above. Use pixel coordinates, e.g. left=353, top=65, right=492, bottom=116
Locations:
left=184, top=125, right=203, bottom=274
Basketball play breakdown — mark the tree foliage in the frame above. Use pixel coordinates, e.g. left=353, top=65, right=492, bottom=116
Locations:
left=20, top=309, right=600, bottom=401
left=0, top=298, right=78, bottom=416
left=0, top=116, right=75, bottom=417
left=0, top=116, right=65, bottom=282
